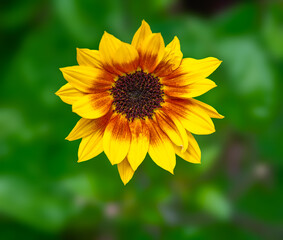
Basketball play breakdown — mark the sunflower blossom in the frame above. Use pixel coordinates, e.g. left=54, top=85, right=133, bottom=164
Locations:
left=56, top=20, right=223, bottom=185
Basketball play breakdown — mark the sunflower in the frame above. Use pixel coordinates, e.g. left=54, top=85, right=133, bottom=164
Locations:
left=56, top=20, right=223, bottom=185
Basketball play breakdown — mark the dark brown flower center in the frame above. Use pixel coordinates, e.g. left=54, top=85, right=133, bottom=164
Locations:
left=110, top=70, right=164, bottom=121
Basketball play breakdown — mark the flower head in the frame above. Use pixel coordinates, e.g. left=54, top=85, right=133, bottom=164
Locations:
left=56, top=20, right=223, bottom=185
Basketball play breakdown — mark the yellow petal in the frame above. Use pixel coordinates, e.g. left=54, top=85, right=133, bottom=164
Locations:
left=78, top=131, right=103, bottom=162
left=72, top=92, right=112, bottom=119
left=60, top=66, right=114, bottom=93
left=55, top=83, right=86, bottom=105
left=190, top=99, right=224, bottom=119
left=164, top=79, right=217, bottom=98
left=174, top=131, right=201, bottom=164
left=77, top=113, right=112, bottom=162
left=139, top=33, right=165, bottom=73
left=99, top=31, right=123, bottom=75
left=66, top=112, right=112, bottom=141
left=76, top=48, right=103, bottom=68
left=155, top=36, right=183, bottom=76
left=131, top=20, right=153, bottom=53
left=162, top=57, right=222, bottom=87
left=103, top=114, right=131, bottom=165
left=66, top=118, right=95, bottom=141
left=113, top=42, right=139, bottom=73
left=127, top=119, right=150, bottom=171
left=117, top=158, right=135, bottom=185
left=146, top=119, right=176, bottom=174
left=162, top=109, right=188, bottom=153
left=155, top=111, right=183, bottom=147
left=164, top=99, right=215, bottom=135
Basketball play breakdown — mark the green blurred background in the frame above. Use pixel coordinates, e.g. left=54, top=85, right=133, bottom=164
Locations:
left=1, top=0, right=283, bottom=239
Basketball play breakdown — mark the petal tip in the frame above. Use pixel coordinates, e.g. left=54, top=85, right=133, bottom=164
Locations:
left=207, top=57, right=222, bottom=67
left=77, top=156, right=86, bottom=163
left=206, top=123, right=216, bottom=134
left=76, top=48, right=82, bottom=55
left=141, top=19, right=150, bottom=27
left=71, top=105, right=76, bottom=113
left=215, top=59, right=223, bottom=66
left=121, top=179, right=130, bottom=185
left=65, top=135, right=72, bottom=141
left=107, top=155, right=116, bottom=165
left=173, top=36, right=179, bottom=42
left=78, top=154, right=92, bottom=163
left=130, top=163, right=138, bottom=171
left=168, top=165, right=175, bottom=175
left=103, top=31, right=110, bottom=37
left=208, top=81, right=217, bottom=89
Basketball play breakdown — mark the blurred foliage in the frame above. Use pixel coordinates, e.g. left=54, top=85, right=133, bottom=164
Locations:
left=1, top=0, right=283, bottom=239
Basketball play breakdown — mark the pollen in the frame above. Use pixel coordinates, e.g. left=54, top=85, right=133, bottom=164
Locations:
left=110, top=70, right=165, bottom=121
